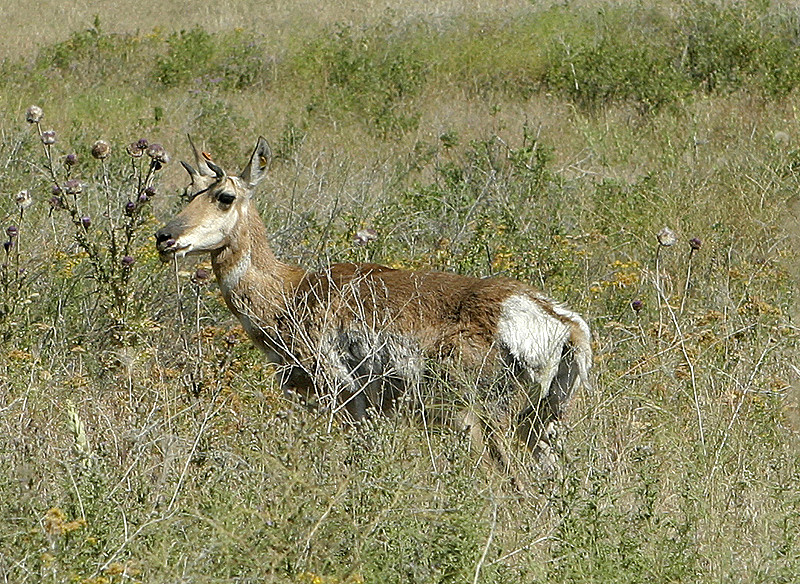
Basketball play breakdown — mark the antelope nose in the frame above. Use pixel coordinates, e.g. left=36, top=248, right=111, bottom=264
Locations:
left=155, top=228, right=175, bottom=250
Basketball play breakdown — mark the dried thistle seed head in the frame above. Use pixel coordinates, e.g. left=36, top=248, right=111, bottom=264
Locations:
left=91, top=140, right=111, bottom=160
left=126, top=142, right=144, bottom=157
left=26, top=105, right=43, bottom=124
left=631, top=299, right=644, bottom=312
left=657, top=227, right=677, bottom=247
left=143, top=186, right=156, bottom=198
left=64, top=153, right=78, bottom=167
left=689, top=237, right=702, bottom=251
left=6, top=226, right=18, bottom=238
left=41, top=130, right=56, bottom=145
left=774, top=131, right=791, bottom=145
left=14, top=190, right=32, bottom=209
left=121, top=255, right=135, bottom=267
left=80, top=216, right=91, bottom=229
left=146, top=143, right=169, bottom=164
left=354, top=228, right=378, bottom=245
left=64, top=179, right=83, bottom=195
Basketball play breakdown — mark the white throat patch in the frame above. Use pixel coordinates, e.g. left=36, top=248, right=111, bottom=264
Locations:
left=219, top=249, right=251, bottom=294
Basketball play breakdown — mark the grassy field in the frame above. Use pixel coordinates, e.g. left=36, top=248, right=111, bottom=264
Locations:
left=0, top=1, right=799, bottom=582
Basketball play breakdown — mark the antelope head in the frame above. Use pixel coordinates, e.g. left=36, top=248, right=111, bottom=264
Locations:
left=155, top=136, right=272, bottom=261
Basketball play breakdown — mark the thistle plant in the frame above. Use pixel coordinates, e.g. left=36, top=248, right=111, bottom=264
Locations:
left=0, top=191, right=33, bottom=336
left=26, top=105, right=168, bottom=343
left=654, top=226, right=677, bottom=335
left=680, top=237, right=702, bottom=315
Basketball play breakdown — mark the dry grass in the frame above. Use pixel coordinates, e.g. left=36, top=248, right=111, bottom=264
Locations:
left=0, top=0, right=534, bottom=59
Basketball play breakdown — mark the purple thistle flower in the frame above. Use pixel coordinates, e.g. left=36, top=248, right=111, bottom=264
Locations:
left=3, top=241, right=13, bottom=253
left=631, top=299, right=644, bottom=312
left=6, top=226, right=18, bottom=239
left=689, top=237, right=702, bottom=251
left=193, top=268, right=210, bottom=285
left=64, top=179, right=83, bottom=195
left=124, top=201, right=136, bottom=215
left=64, top=153, right=78, bottom=167
left=49, top=195, right=64, bottom=210
left=121, top=255, right=135, bottom=267
left=136, top=138, right=149, bottom=150
left=80, top=216, right=91, bottom=229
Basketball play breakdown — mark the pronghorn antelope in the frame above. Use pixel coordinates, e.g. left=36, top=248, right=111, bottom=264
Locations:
left=156, top=136, right=592, bottom=471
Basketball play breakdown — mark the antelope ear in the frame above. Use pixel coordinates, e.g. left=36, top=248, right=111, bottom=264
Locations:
left=187, top=135, right=215, bottom=177
left=240, top=136, right=272, bottom=187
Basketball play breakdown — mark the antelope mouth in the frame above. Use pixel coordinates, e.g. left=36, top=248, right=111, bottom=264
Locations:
left=155, top=236, right=189, bottom=262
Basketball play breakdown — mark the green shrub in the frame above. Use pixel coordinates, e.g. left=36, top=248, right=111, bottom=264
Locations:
left=294, top=24, right=426, bottom=137
left=156, top=27, right=269, bottom=90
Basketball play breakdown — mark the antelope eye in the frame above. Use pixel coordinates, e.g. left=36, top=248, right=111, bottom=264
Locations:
left=217, top=192, right=236, bottom=205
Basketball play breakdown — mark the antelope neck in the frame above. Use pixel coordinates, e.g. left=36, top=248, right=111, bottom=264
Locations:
left=214, top=247, right=251, bottom=295
left=209, top=208, right=302, bottom=302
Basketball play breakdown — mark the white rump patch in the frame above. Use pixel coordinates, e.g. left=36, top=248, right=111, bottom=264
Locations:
left=496, top=294, right=570, bottom=372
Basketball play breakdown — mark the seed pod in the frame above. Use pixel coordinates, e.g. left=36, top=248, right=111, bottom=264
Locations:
left=127, top=142, right=143, bottom=157
left=41, top=130, right=56, bottom=145
left=91, top=140, right=111, bottom=160
left=354, top=228, right=378, bottom=245
left=26, top=105, right=43, bottom=124
left=657, top=227, right=677, bottom=247
left=146, top=143, right=169, bottom=164
left=14, top=190, right=32, bottom=209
